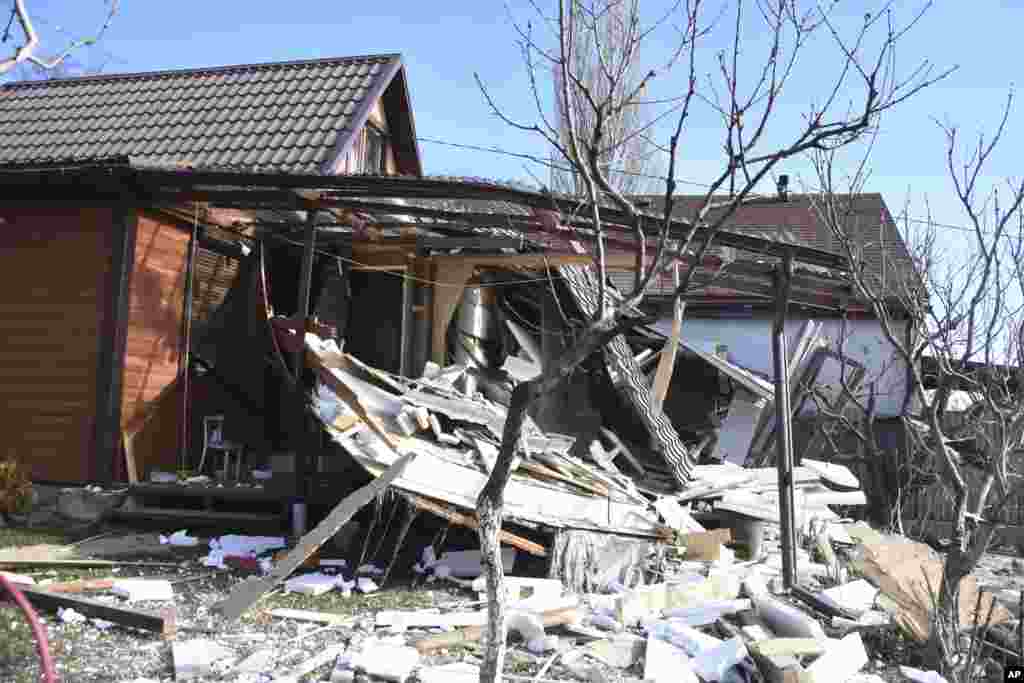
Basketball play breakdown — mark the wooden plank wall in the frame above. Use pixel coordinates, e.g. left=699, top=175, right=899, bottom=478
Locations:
left=120, top=212, right=190, bottom=465
left=0, top=208, right=112, bottom=482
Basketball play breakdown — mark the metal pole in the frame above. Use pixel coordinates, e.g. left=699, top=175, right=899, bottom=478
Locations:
left=293, top=210, right=318, bottom=378
left=179, top=213, right=199, bottom=471
left=292, top=209, right=318, bottom=534
left=772, top=249, right=798, bottom=590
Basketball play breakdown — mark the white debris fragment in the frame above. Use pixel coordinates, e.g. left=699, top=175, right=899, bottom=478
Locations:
left=589, top=613, right=624, bottom=632
left=692, top=636, right=748, bottom=682
left=357, top=563, right=384, bottom=576
left=646, top=620, right=722, bottom=657
left=284, top=572, right=349, bottom=596
left=210, top=534, right=286, bottom=556
left=805, top=632, right=868, bottom=682
left=172, top=639, right=235, bottom=681
left=417, top=662, right=480, bottom=683
left=644, top=635, right=698, bottom=683
left=112, top=579, right=174, bottom=602
left=356, top=577, right=379, bottom=594
left=899, top=665, right=949, bottom=683
left=663, top=599, right=752, bottom=626
left=419, top=547, right=516, bottom=579
left=160, top=529, right=200, bottom=547
left=58, top=607, right=87, bottom=624
left=92, top=618, right=114, bottom=631
left=350, top=641, right=420, bottom=682
left=819, top=579, right=880, bottom=617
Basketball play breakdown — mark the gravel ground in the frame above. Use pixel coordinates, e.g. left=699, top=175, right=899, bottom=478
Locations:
left=1, top=524, right=1022, bottom=683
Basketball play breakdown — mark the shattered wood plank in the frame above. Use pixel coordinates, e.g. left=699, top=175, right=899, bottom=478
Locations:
left=214, top=451, right=416, bottom=621
left=404, top=493, right=547, bottom=557
left=650, top=266, right=683, bottom=413
left=16, top=586, right=176, bottom=638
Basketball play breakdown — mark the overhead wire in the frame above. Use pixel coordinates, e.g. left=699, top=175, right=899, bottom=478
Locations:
left=418, top=135, right=1020, bottom=240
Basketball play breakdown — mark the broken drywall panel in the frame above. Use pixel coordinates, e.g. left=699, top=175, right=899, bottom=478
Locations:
left=335, top=425, right=662, bottom=536
left=644, top=635, right=698, bottom=683
left=692, top=636, right=748, bottom=682
left=647, top=620, right=723, bottom=657
left=804, top=632, right=868, bottom=683
left=819, top=579, right=880, bottom=617
left=662, top=599, right=752, bottom=627
left=750, top=638, right=828, bottom=658
left=616, top=576, right=741, bottom=627
left=713, top=389, right=769, bottom=466
left=586, top=633, right=645, bottom=668
left=502, top=355, right=541, bottom=382
left=802, top=459, right=860, bottom=490
left=653, top=498, right=704, bottom=534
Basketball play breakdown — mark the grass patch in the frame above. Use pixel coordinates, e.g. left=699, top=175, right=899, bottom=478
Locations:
left=0, top=527, right=71, bottom=549
left=253, top=584, right=436, bottom=621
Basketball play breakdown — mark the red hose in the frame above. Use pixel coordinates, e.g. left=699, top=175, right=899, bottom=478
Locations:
left=0, top=574, right=57, bottom=683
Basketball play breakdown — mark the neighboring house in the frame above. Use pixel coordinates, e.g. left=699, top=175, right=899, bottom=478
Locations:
left=0, top=54, right=421, bottom=483
left=598, top=192, right=921, bottom=469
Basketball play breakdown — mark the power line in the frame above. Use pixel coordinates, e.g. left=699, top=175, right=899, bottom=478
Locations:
left=419, top=135, right=1020, bottom=240
left=417, top=136, right=711, bottom=189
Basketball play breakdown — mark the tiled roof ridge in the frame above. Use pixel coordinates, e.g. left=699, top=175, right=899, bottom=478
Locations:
left=1, top=52, right=401, bottom=89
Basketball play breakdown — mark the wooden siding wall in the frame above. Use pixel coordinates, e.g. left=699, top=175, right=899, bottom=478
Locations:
left=120, top=212, right=189, bottom=458
left=0, top=208, right=112, bottom=481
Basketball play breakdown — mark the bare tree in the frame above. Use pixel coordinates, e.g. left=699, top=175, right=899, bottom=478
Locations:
left=473, top=1, right=949, bottom=680
left=549, top=0, right=661, bottom=195
left=1, top=0, right=119, bottom=75
left=812, top=94, right=1024, bottom=677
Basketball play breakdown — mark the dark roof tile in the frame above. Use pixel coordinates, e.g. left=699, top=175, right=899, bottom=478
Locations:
left=0, top=53, right=401, bottom=173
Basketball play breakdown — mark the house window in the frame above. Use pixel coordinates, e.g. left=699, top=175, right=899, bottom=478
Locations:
left=362, top=125, right=386, bottom=174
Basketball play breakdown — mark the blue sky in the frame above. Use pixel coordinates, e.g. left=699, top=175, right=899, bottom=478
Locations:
left=10, top=1, right=1024, bottom=242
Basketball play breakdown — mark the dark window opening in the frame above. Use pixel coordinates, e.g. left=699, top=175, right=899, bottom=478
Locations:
left=363, top=125, right=386, bottom=174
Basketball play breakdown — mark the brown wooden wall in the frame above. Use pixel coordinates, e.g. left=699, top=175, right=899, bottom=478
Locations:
left=0, top=208, right=113, bottom=481
left=120, top=212, right=189, bottom=458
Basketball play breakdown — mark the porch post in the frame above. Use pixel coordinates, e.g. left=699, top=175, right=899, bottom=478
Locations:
left=178, top=210, right=199, bottom=471
left=292, top=209, right=318, bottom=534
left=772, top=249, right=798, bottom=590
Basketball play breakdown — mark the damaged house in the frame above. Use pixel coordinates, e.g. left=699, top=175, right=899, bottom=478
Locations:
left=0, top=54, right=877, bottom=572
left=610, top=194, right=923, bottom=489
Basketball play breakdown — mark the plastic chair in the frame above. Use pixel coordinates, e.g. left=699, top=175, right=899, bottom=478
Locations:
left=197, top=415, right=245, bottom=480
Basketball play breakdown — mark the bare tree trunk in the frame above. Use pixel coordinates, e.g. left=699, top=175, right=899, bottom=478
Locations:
left=477, top=382, right=536, bottom=683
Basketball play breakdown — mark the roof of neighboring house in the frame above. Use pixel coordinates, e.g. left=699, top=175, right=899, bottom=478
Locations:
left=618, top=192, right=920, bottom=304
left=0, top=53, right=421, bottom=175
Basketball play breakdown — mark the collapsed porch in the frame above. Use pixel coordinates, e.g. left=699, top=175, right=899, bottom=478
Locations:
left=0, top=161, right=863, bottom=573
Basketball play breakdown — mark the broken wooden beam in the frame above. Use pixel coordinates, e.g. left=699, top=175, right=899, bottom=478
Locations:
left=214, top=451, right=417, bottom=621
left=404, top=493, right=547, bottom=557
left=14, top=586, right=176, bottom=638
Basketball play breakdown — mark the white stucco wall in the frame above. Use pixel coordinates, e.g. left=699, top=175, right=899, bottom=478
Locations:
left=654, top=315, right=912, bottom=418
